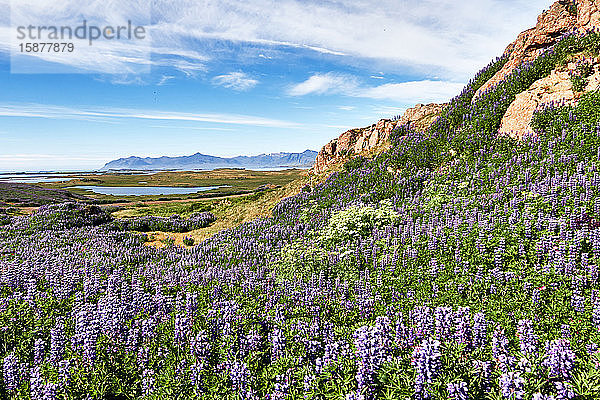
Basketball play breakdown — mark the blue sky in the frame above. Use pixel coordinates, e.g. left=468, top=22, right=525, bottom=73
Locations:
left=0, top=0, right=553, bottom=171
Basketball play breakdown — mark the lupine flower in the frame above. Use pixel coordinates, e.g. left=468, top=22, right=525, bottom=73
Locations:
left=554, top=381, right=575, bottom=400
left=30, top=366, right=44, bottom=399
left=517, top=319, right=538, bottom=356
left=543, top=339, right=576, bottom=380
left=499, top=371, right=525, bottom=399
left=593, top=299, right=600, bottom=330
left=412, top=338, right=442, bottom=399
left=226, top=361, right=257, bottom=400
left=472, top=313, right=488, bottom=349
left=270, top=327, right=286, bottom=362
left=3, top=353, right=19, bottom=392
left=141, top=369, right=155, bottom=395
left=532, top=394, right=556, bottom=400
left=447, top=381, right=468, bottom=400
left=354, top=317, right=393, bottom=398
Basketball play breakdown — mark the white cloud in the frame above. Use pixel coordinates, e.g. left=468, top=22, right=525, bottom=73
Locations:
left=289, top=73, right=464, bottom=104
left=158, top=75, right=175, bottom=85
left=149, top=0, right=554, bottom=79
left=361, top=80, right=465, bottom=103
left=212, top=72, right=259, bottom=91
left=1, top=0, right=554, bottom=78
left=0, top=103, right=299, bottom=128
left=288, top=73, right=359, bottom=96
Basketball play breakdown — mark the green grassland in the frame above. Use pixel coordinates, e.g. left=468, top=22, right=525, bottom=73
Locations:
left=41, top=169, right=305, bottom=202
left=111, top=173, right=310, bottom=246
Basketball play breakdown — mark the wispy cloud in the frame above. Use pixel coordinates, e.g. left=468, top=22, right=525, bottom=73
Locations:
left=2, top=0, right=553, bottom=78
left=212, top=72, right=259, bottom=91
left=361, top=80, right=465, bottom=103
left=289, top=73, right=464, bottom=104
left=149, top=0, right=553, bottom=79
left=157, top=75, right=175, bottom=86
left=288, top=73, right=359, bottom=96
left=0, top=103, right=300, bottom=128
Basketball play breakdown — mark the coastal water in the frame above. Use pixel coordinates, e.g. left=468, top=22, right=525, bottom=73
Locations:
left=69, top=185, right=228, bottom=196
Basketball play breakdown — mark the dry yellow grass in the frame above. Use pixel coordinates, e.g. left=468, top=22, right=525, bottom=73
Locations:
left=141, top=173, right=309, bottom=248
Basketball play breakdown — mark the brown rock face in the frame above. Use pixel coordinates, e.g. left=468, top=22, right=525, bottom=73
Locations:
left=475, top=0, right=600, bottom=99
left=312, top=103, right=445, bottom=173
left=499, top=56, right=600, bottom=138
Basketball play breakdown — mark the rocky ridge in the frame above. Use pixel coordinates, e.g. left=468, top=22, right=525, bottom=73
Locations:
left=475, top=0, right=600, bottom=98
left=499, top=55, right=600, bottom=137
left=313, top=103, right=445, bottom=173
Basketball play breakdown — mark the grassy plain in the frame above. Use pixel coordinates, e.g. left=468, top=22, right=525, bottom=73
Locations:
left=1, top=169, right=309, bottom=241
left=112, top=173, right=309, bottom=246
left=38, top=168, right=305, bottom=202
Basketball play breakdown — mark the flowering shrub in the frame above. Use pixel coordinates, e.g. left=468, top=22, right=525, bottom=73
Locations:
left=320, top=200, right=399, bottom=245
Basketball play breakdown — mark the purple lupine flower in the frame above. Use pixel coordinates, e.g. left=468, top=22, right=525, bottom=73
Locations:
left=270, top=327, right=286, bottom=362
left=561, top=324, right=571, bottom=339
left=472, top=313, right=487, bottom=349
left=226, top=361, right=257, bottom=400
left=447, top=381, right=468, bottom=400
left=499, top=371, right=524, bottom=399
left=190, top=362, right=204, bottom=394
left=271, top=373, right=291, bottom=400
left=190, top=330, right=210, bottom=361
left=244, top=329, right=262, bottom=355
left=141, top=369, right=155, bottom=396
left=42, top=382, right=57, bottom=400
left=3, top=353, right=19, bottom=392
left=58, top=360, right=70, bottom=386
left=517, top=357, right=533, bottom=374
left=593, top=299, right=600, bottom=330
left=303, top=373, right=317, bottom=396
left=174, top=313, right=190, bottom=345
left=472, top=360, right=492, bottom=393
left=454, top=307, right=472, bottom=349
left=492, top=328, right=513, bottom=373
left=30, top=366, right=44, bottom=399
left=571, top=294, right=585, bottom=313
left=517, top=319, right=538, bottom=356
left=532, top=394, right=556, bottom=400
left=34, top=338, right=45, bottom=366
left=412, top=338, right=441, bottom=399
left=435, top=307, right=454, bottom=339
left=411, top=306, right=434, bottom=339
left=543, top=339, right=576, bottom=380
left=354, top=316, right=393, bottom=398
left=49, top=321, right=65, bottom=365
left=554, top=381, right=575, bottom=400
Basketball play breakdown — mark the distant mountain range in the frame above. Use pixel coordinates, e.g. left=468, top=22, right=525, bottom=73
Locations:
left=101, top=150, right=318, bottom=171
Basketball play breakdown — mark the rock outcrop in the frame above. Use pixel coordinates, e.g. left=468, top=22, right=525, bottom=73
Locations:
left=475, top=0, right=600, bottom=98
left=312, top=103, right=445, bottom=173
left=499, top=56, right=600, bottom=138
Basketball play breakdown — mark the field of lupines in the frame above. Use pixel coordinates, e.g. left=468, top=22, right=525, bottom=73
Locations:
left=2, top=31, right=600, bottom=400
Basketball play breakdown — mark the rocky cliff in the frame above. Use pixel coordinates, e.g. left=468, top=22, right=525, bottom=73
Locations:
left=475, top=0, right=600, bottom=99
left=499, top=55, right=600, bottom=137
left=313, top=103, right=445, bottom=173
